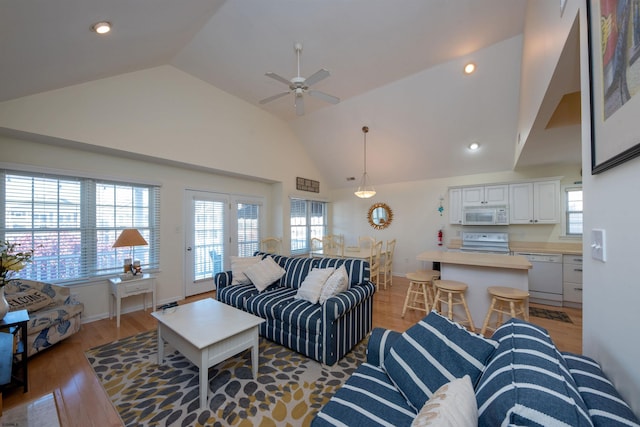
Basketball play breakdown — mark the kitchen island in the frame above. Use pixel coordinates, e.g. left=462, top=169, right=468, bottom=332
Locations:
left=416, top=251, right=531, bottom=330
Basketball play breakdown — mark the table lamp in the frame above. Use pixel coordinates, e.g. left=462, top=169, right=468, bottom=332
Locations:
left=112, top=229, right=148, bottom=276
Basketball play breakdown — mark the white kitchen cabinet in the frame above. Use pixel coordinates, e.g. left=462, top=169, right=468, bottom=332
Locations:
left=563, top=254, right=583, bottom=307
left=461, top=184, right=508, bottom=207
left=509, top=180, right=560, bottom=224
left=449, top=188, right=463, bottom=224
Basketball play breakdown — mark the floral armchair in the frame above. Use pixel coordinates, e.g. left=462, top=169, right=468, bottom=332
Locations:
left=4, top=279, right=84, bottom=357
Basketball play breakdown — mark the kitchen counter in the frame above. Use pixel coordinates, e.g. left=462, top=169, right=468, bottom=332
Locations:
left=417, top=251, right=531, bottom=270
left=448, top=239, right=582, bottom=255
left=509, top=241, right=582, bottom=255
left=416, top=251, right=530, bottom=329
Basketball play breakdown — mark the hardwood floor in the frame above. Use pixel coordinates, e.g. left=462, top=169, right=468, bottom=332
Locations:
left=1, top=276, right=582, bottom=426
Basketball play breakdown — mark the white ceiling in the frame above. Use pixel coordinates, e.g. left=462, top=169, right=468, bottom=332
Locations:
left=0, top=0, right=581, bottom=189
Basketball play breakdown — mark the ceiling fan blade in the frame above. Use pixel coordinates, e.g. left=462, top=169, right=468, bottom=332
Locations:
left=304, top=69, right=330, bottom=87
left=308, top=90, right=340, bottom=104
left=259, top=92, right=290, bottom=104
left=265, top=72, right=292, bottom=86
left=295, top=95, right=305, bottom=116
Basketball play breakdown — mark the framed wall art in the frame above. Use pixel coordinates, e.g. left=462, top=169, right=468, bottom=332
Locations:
left=588, top=0, right=640, bottom=174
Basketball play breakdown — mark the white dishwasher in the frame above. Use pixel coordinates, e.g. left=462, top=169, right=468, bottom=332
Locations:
left=514, top=252, right=563, bottom=306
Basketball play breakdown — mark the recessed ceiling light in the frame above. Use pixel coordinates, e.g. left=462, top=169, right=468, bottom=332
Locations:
left=91, top=21, right=111, bottom=34
left=463, top=62, right=476, bottom=74
left=468, top=142, right=480, bottom=151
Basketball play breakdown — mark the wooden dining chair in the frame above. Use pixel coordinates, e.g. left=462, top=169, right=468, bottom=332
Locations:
left=260, top=237, right=282, bottom=254
left=310, top=237, right=324, bottom=257
left=333, top=234, right=345, bottom=258
left=381, top=239, right=396, bottom=289
left=323, top=235, right=337, bottom=257
left=369, top=240, right=383, bottom=289
left=358, top=236, right=376, bottom=251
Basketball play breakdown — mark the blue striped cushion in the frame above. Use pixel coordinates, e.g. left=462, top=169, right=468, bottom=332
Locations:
left=562, top=352, right=640, bottom=426
left=244, top=287, right=297, bottom=318
left=311, top=363, right=416, bottom=427
left=253, top=251, right=289, bottom=268
left=277, top=298, right=323, bottom=333
left=216, top=283, right=258, bottom=309
left=366, top=328, right=402, bottom=367
left=316, top=258, right=369, bottom=286
left=476, top=319, right=592, bottom=426
left=282, top=257, right=317, bottom=289
left=383, top=311, right=498, bottom=411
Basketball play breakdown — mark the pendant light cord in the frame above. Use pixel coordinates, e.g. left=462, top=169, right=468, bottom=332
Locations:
left=362, top=126, right=369, bottom=175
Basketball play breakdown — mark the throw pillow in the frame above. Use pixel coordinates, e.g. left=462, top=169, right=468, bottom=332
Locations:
left=243, top=256, right=286, bottom=292
left=295, top=267, right=335, bottom=304
left=230, top=256, right=262, bottom=285
left=318, top=265, right=349, bottom=304
left=411, top=375, right=477, bottom=427
left=6, top=288, right=54, bottom=313
left=384, top=311, right=498, bottom=411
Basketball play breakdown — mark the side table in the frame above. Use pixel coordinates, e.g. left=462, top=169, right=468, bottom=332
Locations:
left=109, top=274, right=156, bottom=327
left=0, top=309, right=29, bottom=397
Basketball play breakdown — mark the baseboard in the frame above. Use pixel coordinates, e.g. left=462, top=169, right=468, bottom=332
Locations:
left=80, top=297, right=180, bottom=324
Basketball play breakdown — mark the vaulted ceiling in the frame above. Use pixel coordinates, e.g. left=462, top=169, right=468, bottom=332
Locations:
left=0, top=0, right=581, bottom=189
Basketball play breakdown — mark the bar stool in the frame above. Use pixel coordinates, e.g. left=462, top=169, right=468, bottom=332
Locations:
left=480, top=286, right=530, bottom=336
left=433, top=280, right=475, bottom=332
left=402, top=270, right=440, bottom=318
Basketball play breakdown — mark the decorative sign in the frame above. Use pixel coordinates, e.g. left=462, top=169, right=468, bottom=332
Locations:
left=296, top=177, right=320, bottom=193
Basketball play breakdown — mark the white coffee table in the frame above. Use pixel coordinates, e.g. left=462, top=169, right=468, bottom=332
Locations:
left=151, top=298, right=265, bottom=409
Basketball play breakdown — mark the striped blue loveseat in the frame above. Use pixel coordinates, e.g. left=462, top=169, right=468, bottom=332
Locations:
left=214, top=252, right=375, bottom=366
left=313, top=313, right=640, bottom=426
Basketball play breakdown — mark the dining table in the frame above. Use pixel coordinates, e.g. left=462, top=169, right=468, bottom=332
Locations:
left=309, top=246, right=372, bottom=260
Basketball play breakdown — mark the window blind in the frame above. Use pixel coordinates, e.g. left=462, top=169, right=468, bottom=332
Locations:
left=237, top=202, right=259, bottom=257
left=1, top=169, right=160, bottom=284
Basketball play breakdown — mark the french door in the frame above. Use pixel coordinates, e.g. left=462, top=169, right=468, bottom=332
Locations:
left=184, top=190, right=262, bottom=297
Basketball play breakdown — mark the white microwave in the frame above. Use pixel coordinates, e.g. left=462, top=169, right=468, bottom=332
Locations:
left=463, top=206, right=509, bottom=225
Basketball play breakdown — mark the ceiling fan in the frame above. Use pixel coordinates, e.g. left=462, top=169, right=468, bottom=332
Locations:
left=259, top=42, right=340, bottom=116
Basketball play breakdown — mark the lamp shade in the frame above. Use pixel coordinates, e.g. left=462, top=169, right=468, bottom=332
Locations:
left=112, top=229, right=148, bottom=248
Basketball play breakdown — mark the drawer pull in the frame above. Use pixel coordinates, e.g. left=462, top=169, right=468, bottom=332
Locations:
left=574, top=268, right=582, bottom=272
left=574, top=287, right=582, bottom=291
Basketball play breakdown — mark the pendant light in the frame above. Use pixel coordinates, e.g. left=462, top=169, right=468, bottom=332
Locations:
left=355, top=126, right=376, bottom=198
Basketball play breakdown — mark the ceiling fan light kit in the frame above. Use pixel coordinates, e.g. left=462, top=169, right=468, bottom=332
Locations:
left=259, top=42, right=340, bottom=116
left=355, top=126, right=376, bottom=199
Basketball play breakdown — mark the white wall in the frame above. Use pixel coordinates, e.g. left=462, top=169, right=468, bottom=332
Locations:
left=576, top=3, right=640, bottom=416
left=516, top=0, right=581, bottom=161
left=0, top=64, right=329, bottom=323
left=518, top=0, right=640, bottom=414
left=0, top=135, right=278, bottom=321
left=331, top=163, right=581, bottom=276
left=0, top=65, right=331, bottom=250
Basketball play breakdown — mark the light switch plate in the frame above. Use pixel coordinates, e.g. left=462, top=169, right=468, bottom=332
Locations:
left=591, top=229, right=606, bottom=262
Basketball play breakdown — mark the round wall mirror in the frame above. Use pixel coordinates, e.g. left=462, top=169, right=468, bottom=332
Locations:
left=367, top=202, right=393, bottom=230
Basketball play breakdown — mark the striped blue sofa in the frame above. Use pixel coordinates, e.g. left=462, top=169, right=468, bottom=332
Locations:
left=214, top=252, right=375, bottom=366
left=313, top=314, right=640, bottom=426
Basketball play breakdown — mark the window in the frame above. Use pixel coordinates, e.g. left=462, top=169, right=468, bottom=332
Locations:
left=565, top=187, right=583, bottom=236
left=237, top=202, right=260, bottom=257
left=290, top=198, right=327, bottom=255
left=192, top=198, right=225, bottom=282
left=1, top=169, right=160, bottom=284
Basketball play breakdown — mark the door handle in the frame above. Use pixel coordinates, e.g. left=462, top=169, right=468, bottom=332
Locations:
left=187, top=246, right=192, bottom=251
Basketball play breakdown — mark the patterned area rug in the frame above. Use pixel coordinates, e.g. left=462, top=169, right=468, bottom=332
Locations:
left=86, top=330, right=366, bottom=427
left=529, top=307, right=573, bottom=323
